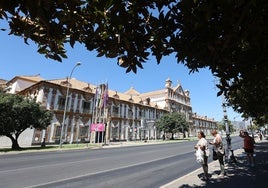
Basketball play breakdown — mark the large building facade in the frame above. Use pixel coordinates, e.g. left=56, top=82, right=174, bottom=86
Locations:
left=0, top=75, right=217, bottom=146
left=192, top=113, right=217, bottom=136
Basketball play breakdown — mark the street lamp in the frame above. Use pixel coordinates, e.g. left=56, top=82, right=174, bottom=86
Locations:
left=59, top=62, right=81, bottom=148
left=222, top=95, right=232, bottom=163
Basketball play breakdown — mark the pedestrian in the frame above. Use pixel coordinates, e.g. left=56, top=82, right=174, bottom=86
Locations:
left=258, top=132, right=263, bottom=141
left=41, top=137, right=46, bottom=148
left=194, top=131, right=209, bottom=180
left=209, top=129, right=225, bottom=177
left=239, top=130, right=255, bottom=167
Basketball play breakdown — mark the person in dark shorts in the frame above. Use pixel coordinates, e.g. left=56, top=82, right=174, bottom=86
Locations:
left=239, top=130, right=255, bottom=167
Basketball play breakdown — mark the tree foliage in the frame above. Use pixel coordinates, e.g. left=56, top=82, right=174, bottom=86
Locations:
left=0, top=92, right=52, bottom=150
left=227, top=78, right=268, bottom=124
left=0, top=0, right=267, bottom=122
left=156, top=112, right=189, bottom=139
left=217, top=119, right=235, bottom=133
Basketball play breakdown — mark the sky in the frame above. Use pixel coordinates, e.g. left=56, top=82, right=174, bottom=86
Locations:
left=0, top=30, right=243, bottom=122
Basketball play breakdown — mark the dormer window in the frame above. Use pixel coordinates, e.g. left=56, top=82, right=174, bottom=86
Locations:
left=83, top=83, right=92, bottom=92
left=113, top=91, right=119, bottom=98
left=60, top=77, right=69, bottom=86
left=128, top=95, right=134, bottom=102
left=146, top=97, right=150, bottom=105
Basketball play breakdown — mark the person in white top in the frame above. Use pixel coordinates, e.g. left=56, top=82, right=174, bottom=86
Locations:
left=194, top=131, right=209, bottom=180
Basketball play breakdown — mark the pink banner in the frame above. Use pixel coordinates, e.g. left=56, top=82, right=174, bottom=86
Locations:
left=90, top=123, right=105, bottom=132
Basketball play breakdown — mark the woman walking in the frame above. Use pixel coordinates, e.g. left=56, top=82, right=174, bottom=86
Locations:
left=209, top=129, right=225, bottom=177
left=194, top=131, right=209, bottom=180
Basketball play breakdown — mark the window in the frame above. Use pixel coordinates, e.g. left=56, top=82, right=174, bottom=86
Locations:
left=128, top=109, right=133, bottom=118
left=55, top=126, right=61, bottom=137
left=58, top=97, right=65, bottom=110
left=139, top=109, right=145, bottom=118
left=83, top=101, right=91, bottom=113
left=112, top=106, right=119, bottom=117
left=81, top=126, right=88, bottom=136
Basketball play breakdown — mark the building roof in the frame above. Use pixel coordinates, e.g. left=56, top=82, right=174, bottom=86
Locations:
left=139, top=89, right=166, bottom=98
left=124, top=87, right=140, bottom=96
left=6, top=74, right=44, bottom=85
left=25, top=78, right=161, bottom=108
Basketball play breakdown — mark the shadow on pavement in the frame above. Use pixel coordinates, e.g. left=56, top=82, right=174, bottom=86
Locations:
left=178, top=141, right=268, bottom=188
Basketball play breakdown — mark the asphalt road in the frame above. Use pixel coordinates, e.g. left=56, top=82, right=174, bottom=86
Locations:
left=0, top=136, right=243, bottom=188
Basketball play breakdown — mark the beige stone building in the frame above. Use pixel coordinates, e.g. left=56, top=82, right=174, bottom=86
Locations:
left=192, top=113, right=217, bottom=137
left=0, top=75, right=216, bottom=147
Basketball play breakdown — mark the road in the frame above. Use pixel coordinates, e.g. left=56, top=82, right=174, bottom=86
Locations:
left=0, top=136, right=243, bottom=188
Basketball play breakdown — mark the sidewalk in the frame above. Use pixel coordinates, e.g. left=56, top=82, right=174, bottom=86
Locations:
left=161, top=139, right=268, bottom=188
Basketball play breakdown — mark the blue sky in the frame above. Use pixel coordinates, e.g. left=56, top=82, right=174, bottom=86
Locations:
left=0, top=30, right=243, bottom=122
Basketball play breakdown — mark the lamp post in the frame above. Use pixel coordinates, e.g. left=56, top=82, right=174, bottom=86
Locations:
left=59, top=62, right=81, bottom=148
left=222, top=95, right=231, bottom=162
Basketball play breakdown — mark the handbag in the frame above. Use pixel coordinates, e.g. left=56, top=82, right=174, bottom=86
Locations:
left=212, top=149, right=218, bottom=160
left=217, top=143, right=225, bottom=155
left=195, top=147, right=204, bottom=164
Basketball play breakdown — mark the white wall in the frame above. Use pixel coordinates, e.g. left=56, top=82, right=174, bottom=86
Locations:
left=0, top=128, right=34, bottom=148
